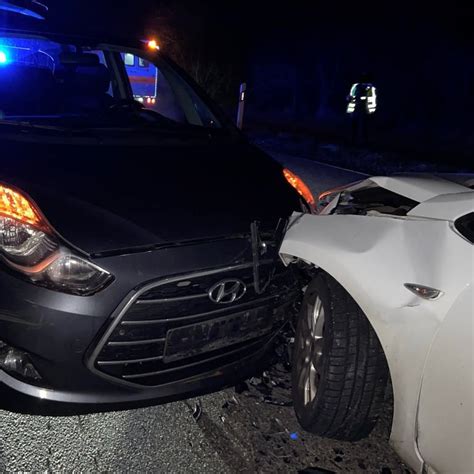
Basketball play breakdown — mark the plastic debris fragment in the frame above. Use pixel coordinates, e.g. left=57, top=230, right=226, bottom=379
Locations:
left=191, top=400, right=202, bottom=422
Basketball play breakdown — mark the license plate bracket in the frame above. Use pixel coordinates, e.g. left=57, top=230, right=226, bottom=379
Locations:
left=163, top=307, right=273, bottom=363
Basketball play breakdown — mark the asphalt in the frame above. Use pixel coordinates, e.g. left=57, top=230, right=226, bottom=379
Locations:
left=0, top=153, right=410, bottom=473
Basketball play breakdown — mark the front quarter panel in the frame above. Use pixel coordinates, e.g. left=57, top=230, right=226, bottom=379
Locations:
left=280, top=212, right=473, bottom=473
left=416, top=284, right=474, bottom=474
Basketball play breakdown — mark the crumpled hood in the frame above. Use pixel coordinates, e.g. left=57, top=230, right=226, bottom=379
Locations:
left=0, top=132, right=300, bottom=255
left=370, top=175, right=470, bottom=203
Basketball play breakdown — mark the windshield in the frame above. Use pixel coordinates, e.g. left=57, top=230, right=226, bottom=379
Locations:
left=0, top=33, right=223, bottom=131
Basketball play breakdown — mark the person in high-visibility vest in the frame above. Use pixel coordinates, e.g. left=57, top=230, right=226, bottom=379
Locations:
left=347, top=75, right=377, bottom=144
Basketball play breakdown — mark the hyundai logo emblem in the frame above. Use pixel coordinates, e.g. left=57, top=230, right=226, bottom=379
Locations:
left=208, top=279, right=247, bottom=304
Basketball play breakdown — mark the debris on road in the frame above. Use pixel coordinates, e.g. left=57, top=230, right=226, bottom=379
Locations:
left=192, top=325, right=410, bottom=473
left=184, top=400, right=202, bottom=422
left=192, top=401, right=202, bottom=422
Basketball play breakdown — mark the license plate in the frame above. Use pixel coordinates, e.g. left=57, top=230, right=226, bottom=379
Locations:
left=163, top=307, right=274, bottom=363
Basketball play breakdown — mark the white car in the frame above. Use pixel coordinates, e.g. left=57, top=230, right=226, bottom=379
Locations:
left=280, top=175, right=474, bottom=474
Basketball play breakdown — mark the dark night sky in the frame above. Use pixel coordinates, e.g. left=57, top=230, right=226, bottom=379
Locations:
left=42, top=1, right=474, bottom=73
left=41, top=1, right=474, bottom=95
left=35, top=1, right=474, bottom=165
left=42, top=0, right=474, bottom=37
left=44, top=1, right=474, bottom=45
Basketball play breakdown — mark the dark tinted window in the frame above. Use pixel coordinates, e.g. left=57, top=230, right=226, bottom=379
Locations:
left=455, top=213, right=474, bottom=243
left=0, top=34, right=223, bottom=130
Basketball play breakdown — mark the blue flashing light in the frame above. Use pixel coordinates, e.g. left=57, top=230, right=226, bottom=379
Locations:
left=0, top=51, right=7, bottom=64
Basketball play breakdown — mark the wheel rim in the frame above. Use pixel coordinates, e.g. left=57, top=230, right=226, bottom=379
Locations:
left=297, top=295, right=325, bottom=406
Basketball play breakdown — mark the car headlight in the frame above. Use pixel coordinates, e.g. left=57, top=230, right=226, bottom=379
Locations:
left=0, top=183, right=113, bottom=296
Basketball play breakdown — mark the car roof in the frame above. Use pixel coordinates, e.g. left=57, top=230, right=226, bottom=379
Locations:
left=0, top=12, right=141, bottom=48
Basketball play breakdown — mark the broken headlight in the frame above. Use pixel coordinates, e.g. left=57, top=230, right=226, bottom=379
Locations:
left=0, top=184, right=112, bottom=296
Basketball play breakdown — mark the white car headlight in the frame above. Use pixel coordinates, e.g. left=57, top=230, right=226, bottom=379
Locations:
left=0, top=183, right=113, bottom=296
left=0, top=217, right=58, bottom=267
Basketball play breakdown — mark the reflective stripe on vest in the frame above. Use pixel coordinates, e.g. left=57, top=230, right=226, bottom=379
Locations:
left=347, top=84, right=377, bottom=113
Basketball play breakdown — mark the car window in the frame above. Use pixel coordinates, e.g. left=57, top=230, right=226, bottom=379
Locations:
left=0, top=36, right=73, bottom=118
left=123, top=52, right=186, bottom=124
left=90, top=49, right=113, bottom=95
left=123, top=53, right=134, bottom=67
left=0, top=37, right=57, bottom=72
left=0, top=34, right=223, bottom=131
left=121, top=51, right=221, bottom=128
left=455, top=213, right=474, bottom=243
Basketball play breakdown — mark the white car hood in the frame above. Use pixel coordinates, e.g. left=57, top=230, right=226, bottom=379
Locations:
left=408, top=191, right=474, bottom=220
left=370, top=176, right=470, bottom=202
left=344, top=175, right=474, bottom=221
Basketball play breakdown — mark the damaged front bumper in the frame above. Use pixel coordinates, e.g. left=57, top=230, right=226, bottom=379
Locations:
left=0, top=231, right=302, bottom=415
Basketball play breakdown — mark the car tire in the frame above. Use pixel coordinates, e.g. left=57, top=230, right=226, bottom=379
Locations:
left=292, top=272, right=389, bottom=441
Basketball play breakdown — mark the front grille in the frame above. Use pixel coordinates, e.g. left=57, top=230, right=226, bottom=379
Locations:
left=91, top=261, right=300, bottom=387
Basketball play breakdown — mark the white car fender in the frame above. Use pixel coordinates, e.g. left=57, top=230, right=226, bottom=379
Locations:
left=280, top=212, right=472, bottom=472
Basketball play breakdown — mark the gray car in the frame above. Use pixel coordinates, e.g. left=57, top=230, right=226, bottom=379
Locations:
left=0, top=2, right=311, bottom=414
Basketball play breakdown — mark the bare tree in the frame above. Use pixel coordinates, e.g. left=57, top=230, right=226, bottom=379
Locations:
left=148, top=3, right=237, bottom=105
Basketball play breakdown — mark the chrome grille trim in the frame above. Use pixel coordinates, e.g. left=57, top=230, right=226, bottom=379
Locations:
left=135, top=294, right=208, bottom=305
left=107, top=337, right=166, bottom=347
left=120, top=294, right=278, bottom=326
left=97, top=355, right=165, bottom=366
left=122, top=340, right=263, bottom=380
left=87, top=262, right=269, bottom=389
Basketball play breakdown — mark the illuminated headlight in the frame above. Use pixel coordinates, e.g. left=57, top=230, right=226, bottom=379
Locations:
left=0, top=184, right=113, bottom=296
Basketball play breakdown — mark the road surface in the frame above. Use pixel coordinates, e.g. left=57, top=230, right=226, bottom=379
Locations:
left=0, top=154, right=408, bottom=473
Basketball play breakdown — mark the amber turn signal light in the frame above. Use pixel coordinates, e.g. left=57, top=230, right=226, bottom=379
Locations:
left=147, top=40, right=160, bottom=50
left=283, top=168, right=316, bottom=210
left=0, top=184, right=45, bottom=228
